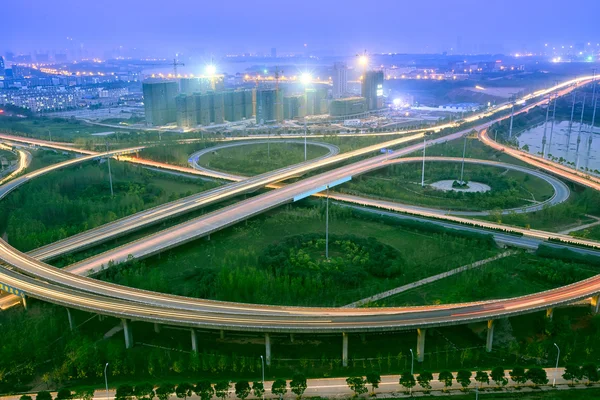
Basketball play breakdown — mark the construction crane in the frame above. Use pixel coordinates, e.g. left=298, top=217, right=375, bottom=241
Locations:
left=274, top=66, right=283, bottom=90
left=171, top=58, right=184, bottom=76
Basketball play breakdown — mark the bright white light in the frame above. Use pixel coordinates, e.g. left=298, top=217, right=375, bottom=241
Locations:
left=300, top=72, right=312, bottom=85
left=205, top=65, right=217, bottom=76
left=358, top=55, right=368, bottom=66
left=393, top=98, right=401, bottom=107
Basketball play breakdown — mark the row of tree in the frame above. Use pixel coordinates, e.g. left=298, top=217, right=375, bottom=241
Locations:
left=347, top=367, right=548, bottom=396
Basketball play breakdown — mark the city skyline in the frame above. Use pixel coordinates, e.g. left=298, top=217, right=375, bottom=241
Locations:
left=4, top=0, right=600, bottom=57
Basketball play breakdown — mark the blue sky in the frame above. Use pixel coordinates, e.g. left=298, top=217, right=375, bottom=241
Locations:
left=4, top=0, right=599, bottom=56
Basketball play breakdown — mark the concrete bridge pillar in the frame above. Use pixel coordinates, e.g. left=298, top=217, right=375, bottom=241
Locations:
left=20, top=296, right=27, bottom=310
left=154, top=323, right=161, bottom=333
left=417, top=329, right=426, bottom=362
left=290, top=333, right=295, bottom=343
left=122, top=319, right=133, bottom=349
left=342, top=333, right=349, bottom=367
left=265, top=333, right=271, bottom=366
left=191, top=329, right=198, bottom=353
left=486, top=320, right=495, bottom=353
left=220, top=330, right=225, bottom=340
left=546, top=308, right=554, bottom=320
left=66, top=308, right=74, bottom=331
left=592, top=296, right=600, bottom=314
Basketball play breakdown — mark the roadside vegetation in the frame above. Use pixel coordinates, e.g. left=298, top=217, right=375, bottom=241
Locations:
left=0, top=161, right=219, bottom=251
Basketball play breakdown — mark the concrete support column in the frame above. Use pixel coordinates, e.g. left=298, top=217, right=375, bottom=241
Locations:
left=154, top=323, right=161, bottom=333
left=546, top=308, right=554, bottom=320
left=122, top=319, right=133, bottom=349
left=191, top=329, right=198, bottom=353
left=486, top=320, right=495, bottom=353
left=417, top=329, right=426, bottom=362
left=66, top=308, right=74, bottom=331
left=592, top=296, right=600, bottom=314
left=265, top=333, right=271, bottom=366
left=342, top=333, right=349, bottom=367
left=220, top=330, right=225, bottom=340
left=21, top=296, right=27, bottom=310
left=290, top=333, right=295, bottom=343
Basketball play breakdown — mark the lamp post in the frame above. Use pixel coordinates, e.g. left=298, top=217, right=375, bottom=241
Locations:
left=409, top=348, right=414, bottom=395
left=304, top=121, right=307, bottom=161
left=104, top=363, right=109, bottom=400
left=260, top=355, right=265, bottom=400
left=421, top=137, right=426, bottom=187
left=105, top=142, right=114, bottom=197
left=325, top=185, right=329, bottom=259
left=460, top=135, right=467, bottom=184
left=553, top=343, right=560, bottom=387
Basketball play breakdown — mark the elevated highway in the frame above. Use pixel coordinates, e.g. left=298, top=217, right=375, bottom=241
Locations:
left=0, top=75, right=598, bottom=347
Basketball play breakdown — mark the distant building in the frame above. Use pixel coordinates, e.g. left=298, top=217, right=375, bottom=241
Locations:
left=142, top=80, right=178, bottom=126
left=283, top=95, right=306, bottom=119
left=332, top=62, right=347, bottom=99
left=0, top=57, right=5, bottom=77
left=207, top=91, right=224, bottom=124
left=329, top=97, right=367, bottom=117
left=361, top=70, right=384, bottom=111
left=305, top=86, right=328, bottom=116
left=256, top=89, right=283, bottom=124
left=223, top=89, right=254, bottom=122
left=11, top=65, right=31, bottom=79
left=176, top=95, right=197, bottom=129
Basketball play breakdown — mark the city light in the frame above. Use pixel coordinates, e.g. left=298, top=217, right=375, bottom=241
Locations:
left=358, top=55, right=368, bottom=66
left=393, top=98, right=401, bottom=107
left=300, top=72, right=312, bottom=85
left=205, top=64, right=217, bottom=76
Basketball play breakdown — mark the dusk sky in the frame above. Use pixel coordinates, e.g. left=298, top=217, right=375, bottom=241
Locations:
left=4, top=0, right=600, bottom=56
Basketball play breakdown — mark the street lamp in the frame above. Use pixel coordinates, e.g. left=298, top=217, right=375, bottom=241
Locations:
left=409, top=348, right=414, bottom=395
left=553, top=343, right=560, bottom=387
left=325, top=185, right=330, bottom=259
left=260, top=355, right=265, bottom=400
left=104, top=363, right=109, bottom=400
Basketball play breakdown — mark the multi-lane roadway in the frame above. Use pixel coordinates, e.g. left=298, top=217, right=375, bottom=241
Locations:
left=0, top=76, right=598, bottom=336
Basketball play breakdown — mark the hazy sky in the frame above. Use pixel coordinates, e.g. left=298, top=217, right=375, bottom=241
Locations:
left=4, top=0, right=600, bottom=56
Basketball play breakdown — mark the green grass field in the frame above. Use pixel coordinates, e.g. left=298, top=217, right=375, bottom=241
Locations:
left=197, top=142, right=330, bottom=176
left=96, top=204, right=500, bottom=307
left=0, top=161, right=219, bottom=251
left=337, top=162, right=554, bottom=212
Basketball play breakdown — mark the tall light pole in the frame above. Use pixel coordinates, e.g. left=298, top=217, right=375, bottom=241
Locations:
left=304, top=121, right=307, bottom=161
left=553, top=343, right=560, bottom=387
left=409, top=348, right=414, bottom=395
left=508, top=104, right=514, bottom=139
left=104, top=363, right=110, bottom=400
left=260, top=355, right=265, bottom=400
left=460, top=135, right=467, bottom=184
left=105, top=142, right=114, bottom=197
left=421, top=137, right=426, bottom=187
left=548, top=93, right=558, bottom=156
left=325, top=185, right=329, bottom=259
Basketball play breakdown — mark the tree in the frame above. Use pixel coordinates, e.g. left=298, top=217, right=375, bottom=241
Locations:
left=194, top=382, right=214, bottom=400
left=116, top=386, right=134, bottom=400
left=456, top=370, right=472, bottom=390
left=346, top=377, right=367, bottom=397
left=234, top=381, right=250, bottom=400
left=490, top=367, right=508, bottom=388
left=77, top=389, right=96, bottom=400
left=438, top=371, right=454, bottom=392
left=290, top=374, right=307, bottom=399
left=56, top=389, right=72, bottom=400
left=510, top=366, right=527, bottom=387
left=365, top=373, right=381, bottom=395
left=417, top=371, right=434, bottom=392
left=155, top=385, right=174, bottom=400
left=475, top=371, right=489, bottom=387
left=271, top=379, right=287, bottom=400
left=581, top=363, right=599, bottom=385
left=399, top=371, right=416, bottom=393
left=20, top=396, right=33, bottom=400
left=251, top=382, right=264, bottom=399
left=214, top=382, right=230, bottom=400
left=526, top=367, right=548, bottom=387
left=563, top=364, right=582, bottom=386
left=135, top=383, right=155, bottom=400
left=175, top=383, right=193, bottom=400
